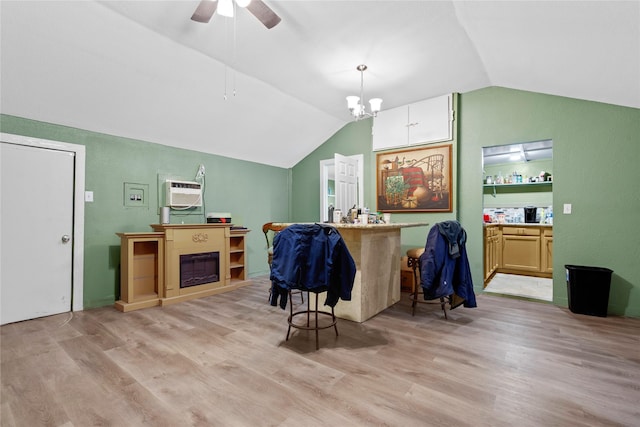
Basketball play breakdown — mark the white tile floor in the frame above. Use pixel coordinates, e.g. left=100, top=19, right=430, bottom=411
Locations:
left=484, top=273, right=553, bottom=301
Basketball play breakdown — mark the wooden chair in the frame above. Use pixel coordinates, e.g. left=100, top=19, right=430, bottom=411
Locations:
left=263, top=222, right=303, bottom=304
left=406, top=247, right=455, bottom=319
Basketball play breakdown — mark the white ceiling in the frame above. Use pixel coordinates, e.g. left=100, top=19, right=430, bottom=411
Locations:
left=1, top=1, right=638, bottom=168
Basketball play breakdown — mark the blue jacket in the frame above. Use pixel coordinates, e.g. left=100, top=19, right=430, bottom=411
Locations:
left=419, top=221, right=477, bottom=308
left=270, top=223, right=356, bottom=309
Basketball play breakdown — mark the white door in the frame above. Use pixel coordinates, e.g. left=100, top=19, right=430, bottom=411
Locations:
left=334, top=153, right=358, bottom=214
left=1, top=142, right=75, bottom=324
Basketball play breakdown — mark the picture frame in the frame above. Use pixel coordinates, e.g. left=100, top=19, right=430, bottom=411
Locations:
left=376, top=144, right=453, bottom=212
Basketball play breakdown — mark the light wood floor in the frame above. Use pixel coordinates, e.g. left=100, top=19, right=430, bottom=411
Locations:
left=2, top=276, right=639, bottom=426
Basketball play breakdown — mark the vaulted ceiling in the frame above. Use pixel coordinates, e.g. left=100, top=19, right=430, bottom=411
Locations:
left=1, top=1, right=638, bottom=168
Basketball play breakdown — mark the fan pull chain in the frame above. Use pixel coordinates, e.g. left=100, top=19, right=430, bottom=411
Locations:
left=232, top=2, right=237, bottom=97
left=223, top=16, right=228, bottom=100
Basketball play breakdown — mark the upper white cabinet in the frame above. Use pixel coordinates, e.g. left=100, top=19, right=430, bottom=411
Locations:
left=372, top=93, right=453, bottom=151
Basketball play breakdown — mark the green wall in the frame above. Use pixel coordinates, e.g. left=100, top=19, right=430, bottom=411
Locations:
left=458, top=87, right=640, bottom=317
left=1, top=115, right=289, bottom=308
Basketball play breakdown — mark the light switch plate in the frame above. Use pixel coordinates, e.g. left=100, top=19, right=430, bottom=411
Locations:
left=563, top=203, right=572, bottom=214
left=85, top=191, right=94, bottom=202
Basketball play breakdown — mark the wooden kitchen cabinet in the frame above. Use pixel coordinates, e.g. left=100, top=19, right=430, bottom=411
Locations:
left=501, top=226, right=541, bottom=274
left=541, top=228, right=553, bottom=273
left=484, top=224, right=552, bottom=279
left=484, top=225, right=502, bottom=284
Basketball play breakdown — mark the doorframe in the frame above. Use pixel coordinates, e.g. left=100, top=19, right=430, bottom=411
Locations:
left=1, top=133, right=85, bottom=312
left=320, top=154, right=364, bottom=222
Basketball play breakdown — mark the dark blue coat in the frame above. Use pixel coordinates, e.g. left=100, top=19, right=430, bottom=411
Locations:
left=419, top=221, right=477, bottom=308
left=270, top=223, right=356, bottom=309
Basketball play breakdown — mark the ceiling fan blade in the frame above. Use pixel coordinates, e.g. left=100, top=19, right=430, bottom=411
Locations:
left=246, top=0, right=281, bottom=29
left=191, top=0, right=218, bottom=23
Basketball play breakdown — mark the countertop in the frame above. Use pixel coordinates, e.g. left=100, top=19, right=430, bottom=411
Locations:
left=484, top=223, right=552, bottom=227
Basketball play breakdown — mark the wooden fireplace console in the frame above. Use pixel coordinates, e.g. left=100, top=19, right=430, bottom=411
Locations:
left=115, top=224, right=250, bottom=312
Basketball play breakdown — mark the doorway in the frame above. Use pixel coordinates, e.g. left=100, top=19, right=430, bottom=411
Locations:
left=0, top=133, right=85, bottom=324
left=482, top=139, right=553, bottom=301
left=320, top=154, right=364, bottom=222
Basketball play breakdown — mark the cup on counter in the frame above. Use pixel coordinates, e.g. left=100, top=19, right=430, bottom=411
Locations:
left=333, top=209, right=342, bottom=223
left=383, top=213, right=392, bottom=223
left=358, top=214, right=368, bottom=224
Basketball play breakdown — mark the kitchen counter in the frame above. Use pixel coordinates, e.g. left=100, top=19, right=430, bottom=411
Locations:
left=271, top=222, right=430, bottom=322
left=483, top=223, right=553, bottom=282
left=485, top=223, right=552, bottom=227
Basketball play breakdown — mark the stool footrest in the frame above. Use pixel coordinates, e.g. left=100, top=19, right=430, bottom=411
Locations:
left=407, top=249, right=450, bottom=319
left=286, top=290, right=339, bottom=350
left=288, top=309, right=337, bottom=331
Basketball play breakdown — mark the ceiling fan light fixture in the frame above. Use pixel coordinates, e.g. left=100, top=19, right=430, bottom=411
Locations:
left=218, top=0, right=234, bottom=17
left=236, top=0, right=252, bottom=8
left=346, top=64, right=382, bottom=121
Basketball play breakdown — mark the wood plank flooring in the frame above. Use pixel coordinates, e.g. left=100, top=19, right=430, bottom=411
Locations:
left=2, top=276, right=639, bottom=426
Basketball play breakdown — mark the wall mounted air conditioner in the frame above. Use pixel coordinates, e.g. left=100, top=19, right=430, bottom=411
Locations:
left=166, top=180, right=202, bottom=207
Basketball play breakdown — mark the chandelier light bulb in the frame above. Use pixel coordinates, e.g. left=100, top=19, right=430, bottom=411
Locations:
left=236, top=0, right=252, bottom=8
left=369, top=98, right=382, bottom=114
left=346, top=96, right=360, bottom=112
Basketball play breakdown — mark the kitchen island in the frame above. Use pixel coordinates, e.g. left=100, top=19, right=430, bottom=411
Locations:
left=271, top=222, right=429, bottom=322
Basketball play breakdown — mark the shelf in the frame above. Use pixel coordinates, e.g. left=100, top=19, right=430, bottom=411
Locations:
left=483, top=181, right=552, bottom=188
left=229, top=229, right=249, bottom=282
left=484, top=181, right=552, bottom=198
left=115, top=232, right=164, bottom=312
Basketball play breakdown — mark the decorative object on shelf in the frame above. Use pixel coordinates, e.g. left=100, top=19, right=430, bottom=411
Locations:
left=346, top=64, right=382, bottom=121
left=376, top=144, right=453, bottom=213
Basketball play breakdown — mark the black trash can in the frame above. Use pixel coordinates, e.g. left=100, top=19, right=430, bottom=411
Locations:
left=565, top=265, right=613, bottom=317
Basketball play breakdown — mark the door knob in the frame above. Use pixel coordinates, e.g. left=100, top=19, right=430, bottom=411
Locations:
left=61, top=235, right=71, bottom=243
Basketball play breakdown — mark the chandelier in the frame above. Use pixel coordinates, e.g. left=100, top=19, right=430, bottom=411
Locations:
left=346, top=64, right=383, bottom=120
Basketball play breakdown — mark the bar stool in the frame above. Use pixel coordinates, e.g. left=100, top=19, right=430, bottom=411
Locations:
left=263, top=222, right=303, bottom=304
left=270, top=223, right=356, bottom=350
left=406, top=247, right=449, bottom=319
left=286, top=289, right=338, bottom=350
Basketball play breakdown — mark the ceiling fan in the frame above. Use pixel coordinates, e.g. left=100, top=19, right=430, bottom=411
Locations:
left=191, top=0, right=281, bottom=29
